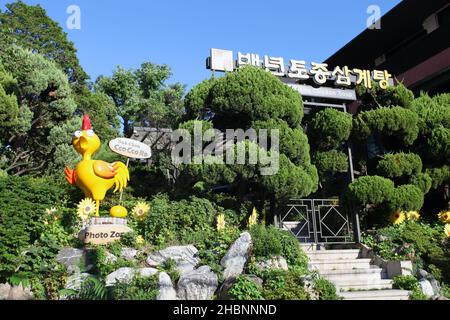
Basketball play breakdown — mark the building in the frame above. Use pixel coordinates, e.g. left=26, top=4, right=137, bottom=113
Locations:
left=326, top=0, right=450, bottom=98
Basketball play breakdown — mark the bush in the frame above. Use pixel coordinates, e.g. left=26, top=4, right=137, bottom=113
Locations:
left=347, top=176, right=395, bottom=206
left=313, top=150, right=349, bottom=176
left=309, top=108, right=353, bottom=149
left=0, top=175, right=72, bottom=280
left=250, top=225, right=308, bottom=271
left=393, top=275, right=419, bottom=291
left=409, top=173, right=432, bottom=195
left=109, top=275, right=159, bottom=300
left=262, top=269, right=308, bottom=300
left=313, top=277, right=339, bottom=300
left=377, top=153, right=422, bottom=178
left=229, top=276, right=263, bottom=300
left=387, top=184, right=424, bottom=212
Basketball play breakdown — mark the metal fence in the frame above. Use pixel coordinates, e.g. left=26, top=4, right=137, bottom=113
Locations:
left=278, top=199, right=354, bottom=244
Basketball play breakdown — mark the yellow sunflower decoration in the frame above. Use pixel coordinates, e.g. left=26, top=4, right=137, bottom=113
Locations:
left=217, top=214, right=226, bottom=232
left=445, top=224, right=450, bottom=238
left=248, top=207, right=258, bottom=228
left=77, top=198, right=96, bottom=221
left=406, top=211, right=421, bottom=221
left=438, top=211, right=450, bottom=224
left=390, top=210, right=406, bottom=225
left=132, top=202, right=150, bottom=220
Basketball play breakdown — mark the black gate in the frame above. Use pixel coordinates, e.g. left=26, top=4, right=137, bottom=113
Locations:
left=278, top=199, right=354, bottom=244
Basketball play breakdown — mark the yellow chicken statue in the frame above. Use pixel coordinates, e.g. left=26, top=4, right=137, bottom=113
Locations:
left=65, top=114, right=130, bottom=217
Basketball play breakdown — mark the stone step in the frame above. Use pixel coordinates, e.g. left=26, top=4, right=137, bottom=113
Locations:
left=320, top=268, right=386, bottom=283
left=307, top=249, right=361, bottom=260
left=339, top=290, right=410, bottom=300
left=309, top=258, right=372, bottom=271
left=337, top=279, right=394, bottom=291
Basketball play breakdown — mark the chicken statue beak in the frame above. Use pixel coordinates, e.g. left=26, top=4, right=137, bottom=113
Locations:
left=79, top=136, right=89, bottom=151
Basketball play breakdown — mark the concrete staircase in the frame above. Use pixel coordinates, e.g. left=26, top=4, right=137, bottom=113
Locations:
left=304, top=247, right=410, bottom=300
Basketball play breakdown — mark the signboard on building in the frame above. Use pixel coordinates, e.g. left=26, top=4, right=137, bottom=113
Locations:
left=206, top=48, right=394, bottom=93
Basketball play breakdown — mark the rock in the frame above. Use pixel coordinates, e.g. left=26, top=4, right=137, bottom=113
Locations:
left=121, top=248, right=138, bottom=261
left=157, top=272, right=177, bottom=300
left=255, top=256, right=288, bottom=271
left=0, top=283, right=11, bottom=300
left=147, top=245, right=199, bottom=274
left=65, top=273, right=91, bottom=291
left=56, top=248, right=84, bottom=269
left=217, top=277, right=236, bottom=300
left=418, top=269, right=429, bottom=280
left=245, top=275, right=264, bottom=287
left=375, top=234, right=388, bottom=242
left=7, top=284, right=33, bottom=300
left=105, top=252, right=118, bottom=264
left=177, top=266, right=218, bottom=300
left=429, top=278, right=441, bottom=296
left=105, top=267, right=158, bottom=286
left=435, top=296, right=449, bottom=300
left=220, top=232, right=252, bottom=280
left=419, top=279, right=434, bottom=298
left=302, top=275, right=319, bottom=300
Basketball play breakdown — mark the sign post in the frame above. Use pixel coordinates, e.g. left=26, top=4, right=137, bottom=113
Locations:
left=109, top=138, right=152, bottom=204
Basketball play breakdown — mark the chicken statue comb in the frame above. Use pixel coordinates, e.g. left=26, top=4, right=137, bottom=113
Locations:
left=82, top=114, right=91, bottom=131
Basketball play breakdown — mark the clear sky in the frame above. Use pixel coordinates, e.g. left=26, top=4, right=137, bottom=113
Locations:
left=0, top=0, right=402, bottom=89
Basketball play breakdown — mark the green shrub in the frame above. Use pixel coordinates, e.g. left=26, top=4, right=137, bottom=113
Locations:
left=229, top=276, right=264, bottom=300
left=109, top=275, right=159, bottom=300
left=77, top=277, right=108, bottom=300
left=313, top=150, right=349, bottom=176
left=250, top=225, right=308, bottom=271
left=347, top=176, right=395, bottom=206
left=309, top=108, right=353, bottom=149
left=393, top=275, right=419, bottom=291
left=377, top=153, right=422, bottom=178
left=387, top=184, right=424, bottom=212
left=159, top=258, right=180, bottom=283
left=313, top=277, right=339, bottom=300
left=409, top=173, right=432, bottom=194
left=262, top=269, right=308, bottom=300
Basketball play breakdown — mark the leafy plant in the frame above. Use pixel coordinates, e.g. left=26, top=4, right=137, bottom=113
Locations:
left=262, top=269, right=308, bottom=300
left=78, top=277, right=108, bottom=300
left=109, top=275, right=159, bottom=300
left=229, top=276, right=263, bottom=300
left=313, top=277, right=339, bottom=300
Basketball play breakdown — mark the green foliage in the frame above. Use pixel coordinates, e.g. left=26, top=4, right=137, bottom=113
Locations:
left=410, top=93, right=450, bottom=135
left=77, top=277, right=108, bottom=300
left=250, top=224, right=308, bottom=271
left=208, top=66, right=303, bottom=129
left=109, top=275, right=159, bottom=300
left=262, top=269, right=308, bottom=300
left=0, top=45, right=79, bottom=175
left=313, top=277, right=339, bottom=300
left=388, top=184, right=424, bottom=212
left=313, top=150, right=348, bottom=176
left=347, top=176, right=395, bottom=206
left=95, top=62, right=185, bottom=136
left=428, top=126, right=450, bottom=160
left=184, top=77, right=217, bottom=119
left=252, top=119, right=311, bottom=165
left=178, top=119, right=214, bottom=137
left=0, top=1, right=88, bottom=84
left=393, top=275, right=419, bottom=291
left=229, top=276, right=264, bottom=300
left=356, top=82, right=414, bottom=111
left=91, top=245, right=135, bottom=279
left=426, top=166, right=450, bottom=190
left=409, top=173, right=432, bottom=195
left=377, top=153, right=422, bottom=178
left=309, top=108, right=353, bottom=149
left=0, top=175, right=72, bottom=280
left=353, top=106, right=419, bottom=145
left=159, top=258, right=180, bottom=283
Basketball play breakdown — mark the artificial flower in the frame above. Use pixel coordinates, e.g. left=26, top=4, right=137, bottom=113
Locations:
left=132, top=202, right=150, bottom=220
left=77, top=198, right=96, bottom=221
left=406, top=211, right=420, bottom=221
left=438, top=211, right=450, bottom=224
left=248, top=207, right=258, bottom=228
left=390, top=210, right=406, bottom=225
left=445, top=224, right=450, bottom=238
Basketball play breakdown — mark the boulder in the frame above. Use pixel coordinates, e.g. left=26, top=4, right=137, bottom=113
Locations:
left=220, top=232, right=252, bottom=280
left=105, top=252, right=118, bottom=264
left=0, top=283, right=11, bottom=300
left=121, top=248, right=138, bottom=261
left=65, top=273, right=92, bottom=291
left=105, top=267, right=158, bottom=287
left=429, top=277, right=441, bottom=296
left=157, top=272, right=178, bottom=300
left=56, top=248, right=94, bottom=273
left=7, top=284, right=33, bottom=300
left=147, top=245, right=199, bottom=274
left=255, top=256, right=288, bottom=271
left=419, top=279, right=434, bottom=298
left=418, top=269, right=429, bottom=279
left=177, top=266, right=218, bottom=300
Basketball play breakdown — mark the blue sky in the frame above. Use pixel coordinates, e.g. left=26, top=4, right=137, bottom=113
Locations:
left=0, top=0, right=402, bottom=89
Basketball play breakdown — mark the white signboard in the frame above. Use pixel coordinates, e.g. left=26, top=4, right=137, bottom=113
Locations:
left=287, top=84, right=357, bottom=101
left=109, top=138, right=152, bottom=159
